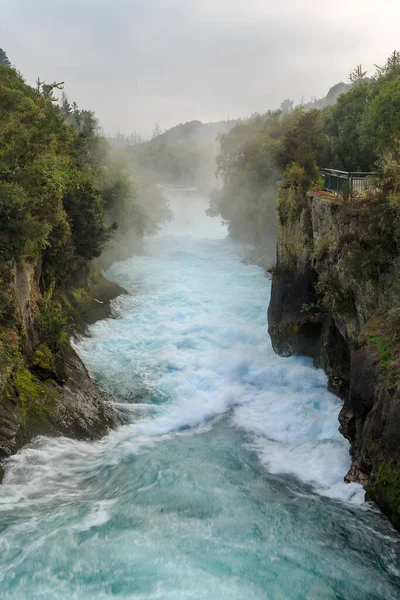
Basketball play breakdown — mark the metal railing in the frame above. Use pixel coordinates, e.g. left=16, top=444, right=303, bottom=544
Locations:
left=321, top=169, right=376, bottom=197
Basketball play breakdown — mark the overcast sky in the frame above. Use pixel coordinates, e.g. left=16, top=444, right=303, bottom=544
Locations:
left=2, top=0, right=400, bottom=137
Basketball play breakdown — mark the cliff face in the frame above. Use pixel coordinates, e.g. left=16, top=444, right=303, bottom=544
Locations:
left=0, top=261, right=125, bottom=467
left=268, top=189, right=400, bottom=529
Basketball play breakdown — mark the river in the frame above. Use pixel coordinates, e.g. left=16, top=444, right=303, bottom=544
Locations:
left=1, top=186, right=400, bottom=599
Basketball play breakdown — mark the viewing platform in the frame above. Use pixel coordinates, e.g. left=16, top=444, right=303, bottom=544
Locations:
left=321, top=168, right=376, bottom=197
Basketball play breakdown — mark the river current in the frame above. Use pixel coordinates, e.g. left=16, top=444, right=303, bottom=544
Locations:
left=1, top=186, right=400, bottom=599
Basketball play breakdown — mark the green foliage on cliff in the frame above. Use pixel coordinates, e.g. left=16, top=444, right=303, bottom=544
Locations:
left=0, top=55, right=172, bottom=453
left=273, top=52, right=400, bottom=333
left=38, top=294, right=68, bottom=351
left=33, top=344, right=56, bottom=372
left=0, top=48, right=11, bottom=67
left=0, top=62, right=170, bottom=279
left=0, top=60, right=171, bottom=349
left=0, top=329, right=22, bottom=385
left=325, top=83, right=371, bottom=171
left=368, top=458, right=400, bottom=528
left=0, top=53, right=170, bottom=456
left=278, top=163, right=322, bottom=226
left=13, top=368, right=59, bottom=437
left=209, top=108, right=327, bottom=244
left=210, top=50, right=400, bottom=245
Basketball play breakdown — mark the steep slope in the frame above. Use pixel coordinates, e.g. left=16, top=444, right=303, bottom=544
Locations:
left=0, top=262, right=123, bottom=469
left=268, top=188, right=400, bottom=529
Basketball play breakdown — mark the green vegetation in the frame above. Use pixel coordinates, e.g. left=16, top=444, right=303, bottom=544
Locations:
left=209, top=51, right=400, bottom=247
left=278, top=163, right=317, bottom=226
left=368, top=335, right=394, bottom=370
left=32, top=344, right=56, bottom=372
left=133, top=120, right=235, bottom=191
left=0, top=48, right=11, bottom=67
left=0, top=53, right=172, bottom=453
left=368, top=458, right=400, bottom=527
left=210, top=104, right=327, bottom=244
left=66, top=264, right=126, bottom=329
left=0, top=61, right=170, bottom=277
left=0, top=58, right=170, bottom=344
left=0, top=329, right=23, bottom=393
left=12, top=368, right=59, bottom=436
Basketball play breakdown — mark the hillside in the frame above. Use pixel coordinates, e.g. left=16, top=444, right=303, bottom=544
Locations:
left=132, top=119, right=236, bottom=191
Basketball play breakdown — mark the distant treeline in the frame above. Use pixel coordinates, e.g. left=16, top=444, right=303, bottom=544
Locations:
left=131, top=120, right=237, bottom=191
left=127, top=77, right=356, bottom=198
left=209, top=53, right=400, bottom=246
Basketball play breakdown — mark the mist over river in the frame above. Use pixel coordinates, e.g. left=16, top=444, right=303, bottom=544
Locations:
left=1, top=186, right=400, bottom=599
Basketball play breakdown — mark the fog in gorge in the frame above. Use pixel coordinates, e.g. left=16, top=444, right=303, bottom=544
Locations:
left=4, top=0, right=399, bottom=264
left=3, top=2, right=400, bottom=599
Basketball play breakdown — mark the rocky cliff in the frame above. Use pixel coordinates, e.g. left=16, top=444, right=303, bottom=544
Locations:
left=268, top=187, right=400, bottom=529
left=0, top=261, right=125, bottom=472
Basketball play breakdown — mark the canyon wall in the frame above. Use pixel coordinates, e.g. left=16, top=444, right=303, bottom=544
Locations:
left=0, top=261, right=124, bottom=471
left=268, top=188, right=400, bottom=529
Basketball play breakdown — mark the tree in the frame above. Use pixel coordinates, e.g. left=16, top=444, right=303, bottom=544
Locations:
left=279, top=108, right=328, bottom=178
left=34, top=77, right=64, bottom=100
left=35, top=77, right=43, bottom=92
left=375, top=51, right=400, bottom=82
left=62, top=174, right=111, bottom=261
left=376, top=140, right=400, bottom=205
left=280, top=99, right=294, bottom=114
left=349, top=64, right=368, bottom=85
left=211, top=112, right=284, bottom=244
left=327, top=83, right=372, bottom=171
left=360, top=77, right=400, bottom=158
left=0, top=48, right=11, bottom=67
left=152, top=122, right=162, bottom=139
left=325, top=82, right=351, bottom=105
left=41, top=81, right=64, bottom=100
left=60, top=91, right=71, bottom=115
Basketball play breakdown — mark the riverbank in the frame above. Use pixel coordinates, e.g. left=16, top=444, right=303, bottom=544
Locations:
left=0, top=264, right=125, bottom=471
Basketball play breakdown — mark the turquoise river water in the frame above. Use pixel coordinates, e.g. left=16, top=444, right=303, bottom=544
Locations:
left=1, top=186, right=400, bottom=599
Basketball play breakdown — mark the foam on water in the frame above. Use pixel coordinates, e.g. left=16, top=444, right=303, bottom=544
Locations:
left=76, top=191, right=358, bottom=501
left=0, top=186, right=399, bottom=599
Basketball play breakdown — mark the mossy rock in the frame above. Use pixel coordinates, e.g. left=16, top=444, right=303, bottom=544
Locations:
left=13, top=368, right=60, bottom=444
left=0, top=464, right=4, bottom=484
left=67, top=269, right=126, bottom=330
left=0, top=328, right=22, bottom=366
left=270, top=319, right=302, bottom=357
left=32, top=343, right=56, bottom=373
left=359, top=315, right=400, bottom=387
left=368, top=458, right=400, bottom=530
left=70, top=287, right=88, bottom=303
